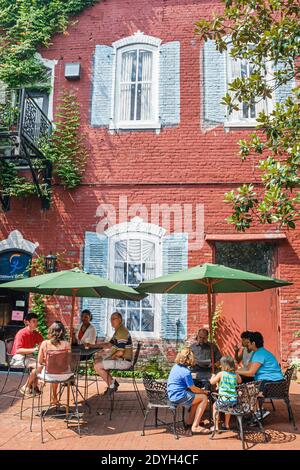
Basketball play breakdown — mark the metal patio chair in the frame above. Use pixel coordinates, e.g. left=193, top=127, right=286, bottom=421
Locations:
left=258, top=366, right=297, bottom=430
left=141, top=375, right=186, bottom=439
left=210, top=381, right=267, bottom=450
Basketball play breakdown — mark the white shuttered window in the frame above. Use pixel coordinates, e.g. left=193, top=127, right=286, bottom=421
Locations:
left=114, top=43, right=159, bottom=129
left=226, top=48, right=273, bottom=126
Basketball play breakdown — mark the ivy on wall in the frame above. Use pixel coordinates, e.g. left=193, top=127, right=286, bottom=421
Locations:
left=43, top=90, right=88, bottom=189
left=0, top=1, right=97, bottom=202
left=0, top=0, right=98, bottom=88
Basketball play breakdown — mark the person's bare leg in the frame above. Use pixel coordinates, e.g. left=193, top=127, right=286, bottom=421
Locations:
left=186, top=395, right=207, bottom=426
left=94, top=361, right=113, bottom=386
left=191, top=395, right=209, bottom=432
left=51, top=384, right=59, bottom=404
left=224, top=413, right=231, bottom=429
left=213, top=403, right=220, bottom=430
left=24, top=369, right=36, bottom=390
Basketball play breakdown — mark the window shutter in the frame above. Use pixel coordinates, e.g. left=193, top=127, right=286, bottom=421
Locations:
left=159, top=41, right=180, bottom=126
left=91, top=45, right=114, bottom=126
left=203, top=40, right=226, bottom=124
left=161, top=233, right=188, bottom=340
left=275, top=62, right=295, bottom=104
left=82, top=231, right=108, bottom=337
left=226, top=52, right=242, bottom=122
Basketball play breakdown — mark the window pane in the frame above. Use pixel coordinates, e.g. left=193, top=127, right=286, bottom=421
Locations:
left=142, top=309, right=154, bottom=332
left=120, top=84, right=132, bottom=121
left=130, top=84, right=135, bottom=120
left=138, top=50, right=152, bottom=82
left=215, top=242, right=274, bottom=276
left=127, top=309, right=140, bottom=331
left=125, top=263, right=145, bottom=285
left=121, top=51, right=137, bottom=82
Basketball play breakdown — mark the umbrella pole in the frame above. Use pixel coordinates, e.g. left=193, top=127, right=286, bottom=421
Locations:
left=207, top=282, right=215, bottom=374
left=67, top=288, right=78, bottom=417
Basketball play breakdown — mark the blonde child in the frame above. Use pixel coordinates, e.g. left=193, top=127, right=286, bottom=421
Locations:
left=167, top=347, right=210, bottom=435
left=210, top=356, right=242, bottom=431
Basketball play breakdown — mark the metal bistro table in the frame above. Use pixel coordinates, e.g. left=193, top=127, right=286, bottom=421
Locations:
left=72, top=345, right=102, bottom=406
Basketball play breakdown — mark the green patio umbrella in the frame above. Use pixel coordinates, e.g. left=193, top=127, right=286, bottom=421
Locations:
left=138, top=263, right=292, bottom=371
left=0, top=268, right=146, bottom=342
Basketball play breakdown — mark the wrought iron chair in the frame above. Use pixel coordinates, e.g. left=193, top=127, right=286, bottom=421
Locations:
left=107, top=342, right=145, bottom=420
left=30, top=350, right=82, bottom=443
left=258, top=366, right=297, bottom=430
left=210, top=381, right=267, bottom=450
left=141, top=376, right=185, bottom=439
left=0, top=337, right=29, bottom=407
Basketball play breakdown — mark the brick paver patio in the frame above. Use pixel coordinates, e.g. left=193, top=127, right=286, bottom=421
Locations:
left=0, top=373, right=299, bottom=450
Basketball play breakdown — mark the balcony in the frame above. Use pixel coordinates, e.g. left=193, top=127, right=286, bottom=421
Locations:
left=0, top=88, right=53, bottom=211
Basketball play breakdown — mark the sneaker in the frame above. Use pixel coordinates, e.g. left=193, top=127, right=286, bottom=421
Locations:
left=255, top=409, right=271, bottom=420
left=108, top=380, right=119, bottom=395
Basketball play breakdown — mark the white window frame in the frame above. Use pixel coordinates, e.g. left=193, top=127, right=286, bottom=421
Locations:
left=225, top=48, right=274, bottom=128
left=35, top=53, right=57, bottom=122
left=105, top=217, right=165, bottom=340
left=110, top=31, right=161, bottom=131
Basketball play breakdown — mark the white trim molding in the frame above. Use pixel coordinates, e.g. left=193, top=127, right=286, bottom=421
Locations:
left=0, top=230, right=39, bottom=254
left=112, top=31, right=162, bottom=49
left=35, top=53, right=58, bottom=121
left=105, top=216, right=166, bottom=239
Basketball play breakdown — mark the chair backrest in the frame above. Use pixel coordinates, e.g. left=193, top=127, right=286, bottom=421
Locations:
left=5, top=338, right=14, bottom=357
left=284, top=366, right=294, bottom=392
left=237, top=381, right=260, bottom=414
left=132, top=341, right=142, bottom=368
left=142, top=375, right=169, bottom=406
left=45, top=349, right=72, bottom=375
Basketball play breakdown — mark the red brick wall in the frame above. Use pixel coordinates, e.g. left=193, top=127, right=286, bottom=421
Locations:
left=0, top=0, right=299, bottom=362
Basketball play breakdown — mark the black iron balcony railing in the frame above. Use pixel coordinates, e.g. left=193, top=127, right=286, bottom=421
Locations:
left=0, top=88, right=52, bottom=158
left=0, top=88, right=53, bottom=211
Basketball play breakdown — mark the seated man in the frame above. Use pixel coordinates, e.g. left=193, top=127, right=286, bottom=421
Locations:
left=94, top=311, right=132, bottom=394
left=234, top=331, right=254, bottom=383
left=190, top=328, right=221, bottom=390
left=11, top=312, right=43, bottom=396
left=237, top=331, right=284, bottom=419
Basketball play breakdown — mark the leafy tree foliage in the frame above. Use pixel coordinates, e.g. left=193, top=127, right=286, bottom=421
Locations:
left=196, top=0, right=300, bottom=230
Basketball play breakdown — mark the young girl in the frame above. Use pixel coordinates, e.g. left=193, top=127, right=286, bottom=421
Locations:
left=210, top=356, right=242, bottom=431
left=167, top=347, right=210, bottom=435
left=37, top=321, right=72, bottom=405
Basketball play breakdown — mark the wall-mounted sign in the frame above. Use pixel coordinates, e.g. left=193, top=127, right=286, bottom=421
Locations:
left=0, top=251, right=31, bottom=281
left=16, top=300, right=25, bottom=307
left=11, top=310, right=24, bottom=321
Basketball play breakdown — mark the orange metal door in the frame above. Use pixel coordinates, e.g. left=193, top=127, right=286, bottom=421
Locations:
left=215, top=290, right=280, bottom=359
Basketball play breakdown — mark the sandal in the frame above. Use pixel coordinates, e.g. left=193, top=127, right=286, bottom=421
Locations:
left=191, top=426, right=211, bottom=435
left=182, top=428, right=193, bottom=437
left=19, top=385, right=32, bottom=398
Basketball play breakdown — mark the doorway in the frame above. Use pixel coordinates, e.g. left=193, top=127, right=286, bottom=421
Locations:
left=213, top=241, right=280, bottom=359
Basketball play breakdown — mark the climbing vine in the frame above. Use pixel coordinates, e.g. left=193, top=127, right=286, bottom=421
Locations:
left=0, top=1, right=96, bottom=201
left=209, top=301, right=223, bottom=347
left=0, top=0, right=98, bottom=88
left=43, top=90, right=88, bottom=189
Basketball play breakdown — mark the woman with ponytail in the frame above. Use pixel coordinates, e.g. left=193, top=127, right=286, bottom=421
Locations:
left=37, top=321, right=71, bottom=405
